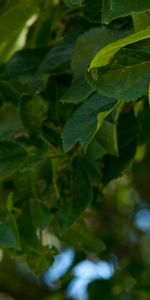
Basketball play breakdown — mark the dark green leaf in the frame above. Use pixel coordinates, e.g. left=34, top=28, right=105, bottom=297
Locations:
left=138, top=108, right=150, bottom=144
left=83, top=0, right=102, bottom=23
left=56, top=158, right=92, bottom=232
left=32, top=202, right=52, bottom=229
left=0, top=213, right=20, bottom=249
left=102, top=0, right=150, bottom=24
left=18, top=202, right=42, bottom=251
left=86, top=138, right=107, bottom=160
left=26, top=246, right=57, bottom=274
left=0, top=81, right=19, bottom=105
left=63, top=220, right=105, bottom=253
left=3, top=48, right=48, bottom=80
left=63, top=92, right=116, bottom=152
left=21, top=94, right=48, bottom=133
left=0, top=141, right=27, bottom=179
left=0, top=103, right=25, bottom=140
left=103, top=111, right=139, bottom=185
left=87, top=61, right=150, bottom=101
left=63, top=0, right=83, bottom=7
left=38, top=38, right=76, bottom=75
left=62, top=26, right=124, bottom=103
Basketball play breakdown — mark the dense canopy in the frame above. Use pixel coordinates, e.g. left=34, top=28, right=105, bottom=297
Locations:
left=0, top=0, right=150, bottom=299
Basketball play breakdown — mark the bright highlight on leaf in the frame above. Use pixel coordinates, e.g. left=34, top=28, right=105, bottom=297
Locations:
left=0, top=4, right=39, bottom=62
left=89, top=25, right=150, bottom=69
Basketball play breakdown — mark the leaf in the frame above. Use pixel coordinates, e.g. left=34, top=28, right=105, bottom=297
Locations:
left=26, top=246, right=57, bottom=274
left=32, top=202, right=52, bottom=229
left=0, top=4, right=39, bottom=62
left=3, top=48, right=48, bottom=80
left=84, top=159, right=104, bottom=187
left=21, top=94, right=48, bottom=133
left=0, top=142, right=27, bottom=179
left=56, top=158, right=93, bottom=232
left=71, top=158, right=92, bottom=220
left=0, top=103, right=24, bottom=140
left=132, top=12, right=150, bottom=32
left=38, top=38, right=75, bottom=75
left=103, top=111, right=139, bottom=185
left=63, top=0, right=83, bottom=7
left=138, top=108, right=150, bottom=144
left=87, top=38, right=150, bottom=101
left=0, top=81, right=19, bottom=105
left=89, top=25, right=150, bottom=70
left=87, top=61, right=150, bottom=101
left=86, top=138, right=107, bottom=160
left=62, top=92, right=117, bottom=152
left=61, top=77, right=94, bottom=104
left=96, top=119, right=118, bottom=156
left=102, top=0, right=150, bottom=24
left=63, top=220, right=105, bottom=253
left=83, top=0, right=102, bottom=23
left=18, top=202, right=42, bottom=251
left=86, top=112, right=119, bottom=160
left=62, top=26, right=125, bottom=103
left=0, top=213, right=20, bottom=249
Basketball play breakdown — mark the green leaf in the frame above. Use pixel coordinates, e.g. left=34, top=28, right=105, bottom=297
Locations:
left=0, top=142, right=27, bottom=179
left=89, top=25, right=150, bottom=69
left=96, top=119, right=118, bottom=156
left=21, top=94, right=48, bottom=133
left=26, top=245, right=57, bottom=274
left=62, top=27, right=124, bottom=103
left=138, top=108, right=150, bottom=144
left=61, top=77, right=94, bottom=104
left=0, top=4, right=39, bottom=62
left=19, top=202, right=42, bottom=251
left=63, top=0, right=83, bottom=7
left=0, top=213, right=20, bottom=249
left=38, top=38, right=75, bottom=75
left=86, top=138, right=107, bottom=160
left=71, top=158, right=92, bottom=220
left=87, top=61, right=150, bottom=101
left=32, top=202, right=52, bottom=229
left=102, top=0, right=150, bottom=24
left=88, top=34, right=150, bottom=101
left=0, top=103, right=24, bottom=140
left=83, top=0, right=102, bottom=23
left=3, top=48, right=48, bottom=80
left=103, top=111, right=139, bottom=185
left=63, top=220, right=105, bottom=253
left=86, top=111, right=119, bottom=160
left=0, top=81, right=19, bottom=105
left=132, top=12, right=150, bottom=32
left=62, top=92, right=116, bottom=152
left=56, top=158, right=92, bottom=232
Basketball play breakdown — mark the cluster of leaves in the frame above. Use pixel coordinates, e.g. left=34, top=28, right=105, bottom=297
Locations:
left=0, top=0, right=150, bottom=298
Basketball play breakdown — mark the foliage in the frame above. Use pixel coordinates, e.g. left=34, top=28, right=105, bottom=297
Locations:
left=0, top=0, right=150, bottom=299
